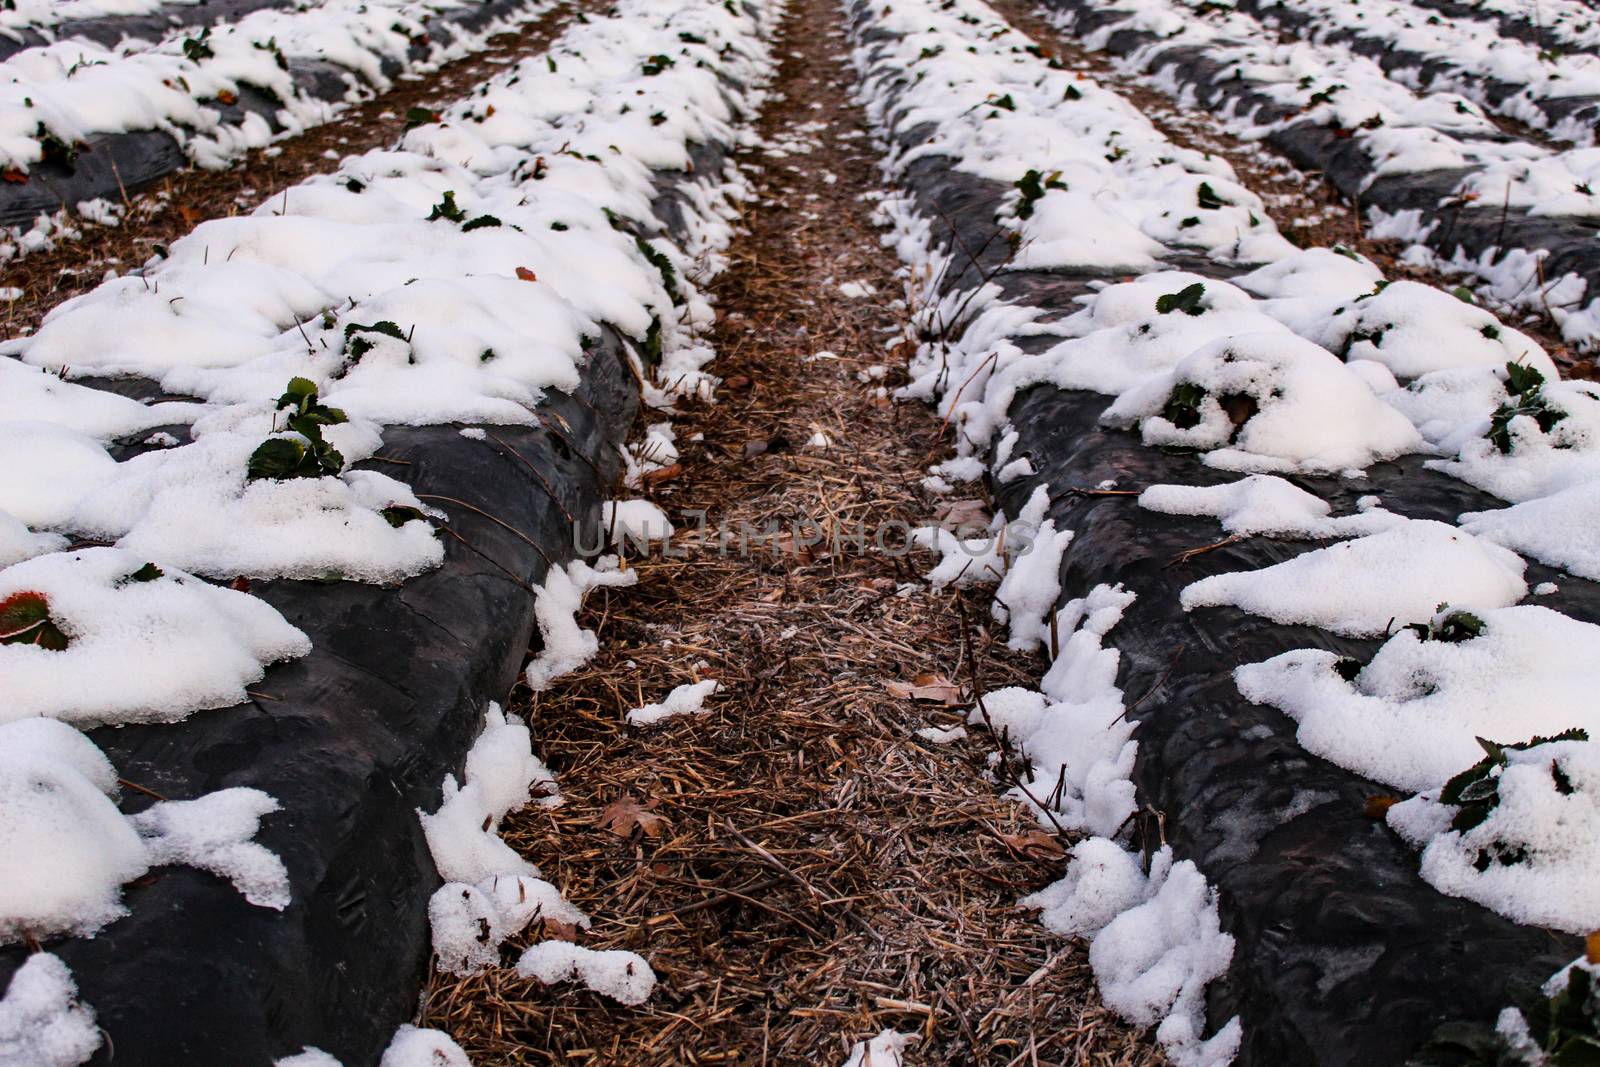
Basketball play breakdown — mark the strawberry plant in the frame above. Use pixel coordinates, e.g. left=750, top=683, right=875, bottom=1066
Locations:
left=1488, top=361, right=1566, bottom=455
left=1196, top=181, right=1230, bottom=210
left=1412, top=963, right=1600, bottom=1066
left=0, top=591, right=68, bottom=650
left=1161, top=381, right=1207, bottom=429
left=343, top=320, right=407, bottom=364
left=635, top=238, right=682, bottom=305
left=182, top=29, right=214, bottom=63
left=1405, top=605, right=1486, bottom=644
left=1437, top=729, right=1587, bottom=836
left=246, top=378, right=348, bottom=481
left=1156, top=282, right=1206, bottom=316
left=1013, top=169, right=1065, bottom=220
left=426, top=191, right=503, bottom=231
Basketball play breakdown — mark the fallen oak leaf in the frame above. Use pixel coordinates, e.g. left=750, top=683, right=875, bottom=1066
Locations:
left=515, top=266, right=538, bottom=282
left=886, top=672, right=965, bottom=705
left=597, top=796, right=667, bottom=839
left=999, top=830, right=1067, bottom=860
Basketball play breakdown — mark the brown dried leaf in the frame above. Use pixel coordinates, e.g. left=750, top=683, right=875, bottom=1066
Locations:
left=641, top=463, right=683, bottom=486
left=1000, top=831, right=1067, bottom=859
left=597, top=796, right=667, bottom=839
left=515, top=266, right=538, bottom=283
left=934, top=498, right=990, bottom=531
left=886, top=672, right=965, bottom=705
left=1363, top=794, right=1398, bottom=819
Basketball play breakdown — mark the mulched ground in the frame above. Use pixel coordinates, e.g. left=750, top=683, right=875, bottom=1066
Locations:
left=417, top=0, right=1166, bottom=1062
left=0, top=0, right=592, bottom=338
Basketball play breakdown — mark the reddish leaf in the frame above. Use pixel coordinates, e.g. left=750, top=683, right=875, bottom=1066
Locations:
left=640, top=463, right=682, bottom=486
left=0, top=591, right=68, bottom=650
left=515, top=266, right=538, bottom=283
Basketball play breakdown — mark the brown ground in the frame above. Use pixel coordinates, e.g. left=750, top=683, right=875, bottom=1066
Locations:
left=0, top=0, right=591, bottom=339
left=416, top=0, right=1166, bottom=1063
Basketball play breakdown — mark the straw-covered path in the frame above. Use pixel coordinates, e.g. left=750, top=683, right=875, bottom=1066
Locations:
left=416, top=0, right=1163, bottom=1062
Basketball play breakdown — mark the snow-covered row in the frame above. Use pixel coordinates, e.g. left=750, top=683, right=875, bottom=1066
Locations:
left=850, top=1, right=1255, bottom=1062
left=853, top=0, right=1298, bottom=271
left=857, top=0, right=1600, bottom=1054
left=0, top=0, right=776, bottom=1057
left=0, top=0, right=273, bottom=43
left=0, top=0, right=554, bottom=250
left=1403, top=0, right=1600, bottom=53
left=0, top=0, right=546, bottom=173
left=1042, top=0, right=1600, bottom=350
left=1209, top=0, right=1600, bottom=147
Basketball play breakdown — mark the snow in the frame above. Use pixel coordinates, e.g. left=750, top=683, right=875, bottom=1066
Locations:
left=130, top=788, right=290, bottom=910
left=0, top=953, right=100, bottom=1067
left=1102, top=332, right=1425, bottom=475
left=66, top=421, right=446, bottom=584
left=523, top=558, right=639, bottom=691
left=0, top=716, right=288, bottom=943
left=912, top=524, right=1004, bottom=590
left=1180, top=519, right=1528, bottom=637
left=276, top=1050, right=344, bottom=1067
left=1089, top=853, right=1242, bottom=1067
left=0, top=719, right=144, bottom=942
left=1388, top=737, right=1600, bottom=934
left=1023, top=843, right=1240, bottom=1067
left=1139, top=475, right=1403, bottom=539
left=514, top=941, right=656, bottom=1006
left=1310, top=281, right=1556, bottom=380
left=1462, top=482, right=1600, bottom=582
left=626, top=679, right=721, bottom=727
left=0, top=548, right=310, bottom=727
left=0, top=0, right=557, bottom=179
left=840, top=1029, right=916, bottom=1067
left=377, top=1025, right=472, bottom=1067
left=419, top=703, right=555, bottom=888
left=419, top=703, right=600, bottom=980
left=0, top=509, right=65, bottom=569
left=1236, top=605, right=1600, bottom=793
left=604, top=500, right=676, bottom=547
left=429, top=875, right=589, bottom=977
left=1431, top=377, right=1600, bottom=504
left=992, top=520, right=1074, bottom=652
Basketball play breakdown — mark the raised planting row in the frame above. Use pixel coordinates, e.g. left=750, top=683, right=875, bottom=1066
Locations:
left=1040, top=0, right=1600, bottom=354
left=1212, top=0, right=1600, bottom=147
left=0, top=0, right=292, bottom=61
left=852, top=0, right=1598, bottom=1062
left=0, top=0, right=556, bottom=237
left=0, top=0, right=777, bottom=1062
left=1400, top=0, right=1600, bottom=55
